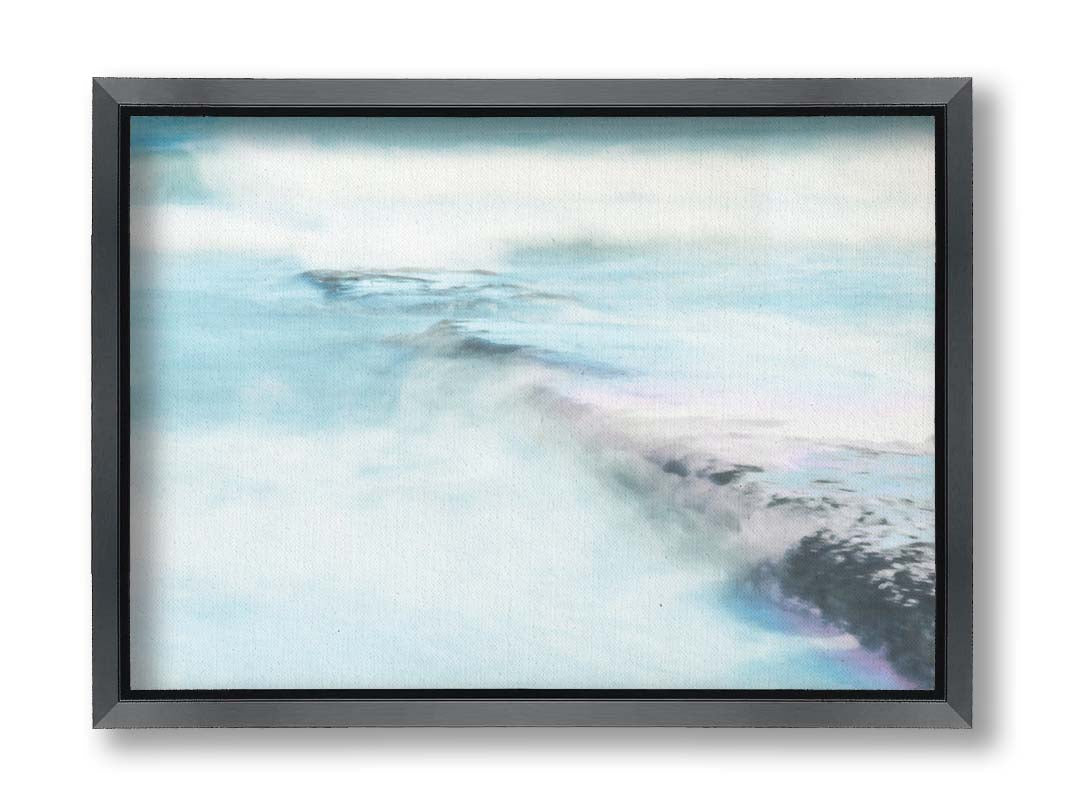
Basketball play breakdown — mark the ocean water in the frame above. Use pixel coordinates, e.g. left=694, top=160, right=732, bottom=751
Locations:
left=129, top=116, right=936, bottom=690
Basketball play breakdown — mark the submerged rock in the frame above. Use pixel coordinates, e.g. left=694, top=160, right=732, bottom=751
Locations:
left=661, top=459, right=689, bottom=477
left=755, top=529, right=936, bottom=687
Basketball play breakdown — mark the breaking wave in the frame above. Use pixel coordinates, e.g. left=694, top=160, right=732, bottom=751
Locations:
left=129, top=254, right=934, bottom=690
left=358, top=292, right=936, bottom=686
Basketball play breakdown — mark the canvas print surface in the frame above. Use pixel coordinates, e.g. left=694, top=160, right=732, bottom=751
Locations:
left=129, top=115, right=936, bottom=690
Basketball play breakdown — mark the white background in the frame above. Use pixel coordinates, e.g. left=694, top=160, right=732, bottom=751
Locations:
left=2, top=0, right=1061, bottom=794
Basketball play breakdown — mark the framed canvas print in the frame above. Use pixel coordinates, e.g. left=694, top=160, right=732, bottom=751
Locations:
left=92, top=78, right=972, bottom=727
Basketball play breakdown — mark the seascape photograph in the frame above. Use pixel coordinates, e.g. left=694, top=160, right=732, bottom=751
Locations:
left=127, top=114, right=937, bottom=691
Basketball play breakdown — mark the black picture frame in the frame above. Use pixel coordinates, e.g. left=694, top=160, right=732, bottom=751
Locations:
left=92, top=78, right=972, bottom=728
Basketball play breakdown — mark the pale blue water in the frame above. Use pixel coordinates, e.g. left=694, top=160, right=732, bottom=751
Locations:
left=128, top=115, right=936, bottom=690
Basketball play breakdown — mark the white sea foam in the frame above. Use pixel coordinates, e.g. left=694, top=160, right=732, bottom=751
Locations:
left=130, top=354, right=911, bottom=689
left=130, top=116, right=934, bottom=273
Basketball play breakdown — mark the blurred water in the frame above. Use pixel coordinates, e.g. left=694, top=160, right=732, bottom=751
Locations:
left=128, top=114, right=935, bottom=690
left=130, top=246, right=932, bottom=690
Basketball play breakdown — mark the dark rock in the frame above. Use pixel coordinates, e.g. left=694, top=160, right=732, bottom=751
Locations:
left=662, top=459, right=689, bottom=478
left=767, top=530, right=936, bottom=686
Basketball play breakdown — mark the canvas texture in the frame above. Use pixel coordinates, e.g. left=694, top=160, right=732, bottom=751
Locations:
left=128, top=116, right=936, bottom=690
